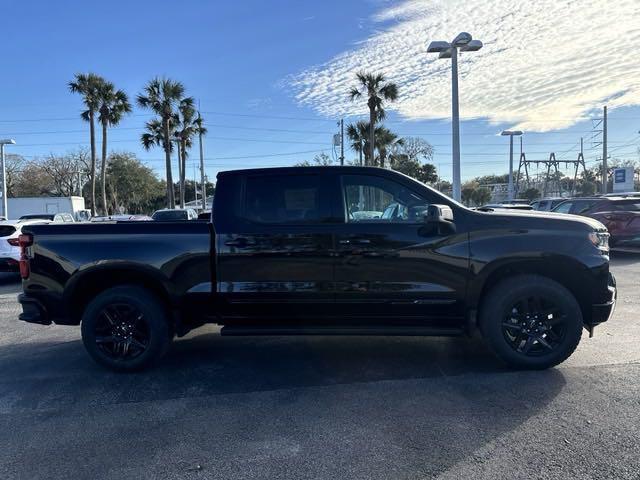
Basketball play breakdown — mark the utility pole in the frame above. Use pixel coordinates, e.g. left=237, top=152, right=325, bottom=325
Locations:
left=198, top=110, right=206, bottom=210
left=339, top=119, right=344, bottom=166
left=602, top=105, right=608, bottom=194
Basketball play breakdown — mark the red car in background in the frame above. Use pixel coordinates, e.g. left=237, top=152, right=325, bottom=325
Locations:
left=552, top=196, right=640, bottom=251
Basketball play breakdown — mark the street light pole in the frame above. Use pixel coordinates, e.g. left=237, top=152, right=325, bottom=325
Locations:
left=450, top=46, right=461, bottom=201
left=427, top=33, right=483, bottom=202
left=0, top=139, right=16, bottom=219
left=501, top=130, right=523, bottom=201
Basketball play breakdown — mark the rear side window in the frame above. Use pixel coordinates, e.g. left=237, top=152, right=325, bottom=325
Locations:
left=242, top=174, right=327, bottom=224
left=553, top=202, right=572, bottom=214
left=610, top=201, right=640, bottom=212
left=0, top=226, right=16, bottom=237
left=570, top=200, right=597, bottom=214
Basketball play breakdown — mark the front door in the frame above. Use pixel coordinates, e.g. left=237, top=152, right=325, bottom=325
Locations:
left=333, top=172, right=469, bottom=328
left=216, top=171, right=336, bottom=323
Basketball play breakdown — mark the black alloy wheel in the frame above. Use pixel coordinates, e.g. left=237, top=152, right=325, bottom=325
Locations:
left=81, top=286, right=172, bottom=372
left=93, top=303, right=150, bottom=361
left=501, top=295, right=567, bottom=356
left=480, top=274, right=583, bottom=369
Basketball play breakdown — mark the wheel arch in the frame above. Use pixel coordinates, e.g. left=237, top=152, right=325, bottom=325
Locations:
left=470, top=256, right=594, bottom=325
left=64, top=264, right=174, bottom=325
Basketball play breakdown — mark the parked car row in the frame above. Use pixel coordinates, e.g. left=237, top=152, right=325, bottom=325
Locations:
left=551, top=196, right=640, bottom=251
left=524, top=195, right=640, bottom=251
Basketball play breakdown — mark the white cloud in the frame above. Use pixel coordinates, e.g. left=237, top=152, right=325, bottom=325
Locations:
left=288, top=0, right=640, bottom=131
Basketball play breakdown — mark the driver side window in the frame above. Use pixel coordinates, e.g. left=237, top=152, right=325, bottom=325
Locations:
left=342, top=174, right=430, bottom=223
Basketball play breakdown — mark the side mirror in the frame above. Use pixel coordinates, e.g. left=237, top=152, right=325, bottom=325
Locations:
left=424, top=204, right=456, bottom=234
left=425, top=204, right=454, bottom=224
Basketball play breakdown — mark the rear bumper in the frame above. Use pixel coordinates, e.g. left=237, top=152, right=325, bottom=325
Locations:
left=18, top=294, right=52, bottom=325
left=590, top=272, right=616, bottom=327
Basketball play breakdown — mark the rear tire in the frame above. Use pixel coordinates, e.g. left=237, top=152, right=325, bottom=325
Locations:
left=480, top=274, right=583, bottom=369
left=81, top=286, right=172, bottom=372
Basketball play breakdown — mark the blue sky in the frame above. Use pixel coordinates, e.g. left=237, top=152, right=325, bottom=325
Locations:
left=2, top=0, right=640, bottom=184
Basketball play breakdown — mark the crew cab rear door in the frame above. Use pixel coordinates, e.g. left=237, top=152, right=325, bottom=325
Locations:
left=332, top=171, right=469, bottom=326
left=215, top=171, right=336, bottom=321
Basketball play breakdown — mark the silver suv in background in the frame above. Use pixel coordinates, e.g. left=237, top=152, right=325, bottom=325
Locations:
left=530, top=198, right=566, bottom=211
left=151, top=208, right=198, bottom=221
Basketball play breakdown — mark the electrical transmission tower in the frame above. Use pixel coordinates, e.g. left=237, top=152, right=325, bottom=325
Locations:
left=516, top=141, right=587, bottom=197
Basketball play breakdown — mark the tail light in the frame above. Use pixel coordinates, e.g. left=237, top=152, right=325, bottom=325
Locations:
left=7, top=238, right=20, bottom=246
left=18, top=233, right=33, bottom=279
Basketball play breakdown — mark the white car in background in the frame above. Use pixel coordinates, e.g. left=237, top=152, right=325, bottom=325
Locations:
left=0, top=220, right=50, bottom=272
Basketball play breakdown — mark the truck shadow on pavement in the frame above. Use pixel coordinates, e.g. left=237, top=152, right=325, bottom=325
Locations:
left=0, top=333, right=568, bottom=479
left=0, top=332, right=564, bottom=406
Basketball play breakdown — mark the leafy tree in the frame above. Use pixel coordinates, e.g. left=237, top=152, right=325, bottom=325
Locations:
left=349, top=72, right=398, bottom=166
left=579, top=181, right=597, bottom=196
left=97, top=81, right=131, bottom=215
left=393, top=137, right=434, bottom=163
left=5, top=154, right=26, bottom=197
left=296, top=152, right=335, bottom=167
left=176, top=179, right=216, bottom=205
left=471, top=187, right=491, bottom=206
left=391, top=155, right=438, bottom=184
left=522, top=187, right=540, bottom=201
left=137, top=77, right=187, bottom=208
left=105, top=152, right=165, bottom=214
left=69, top=73, right=104, bottom=215
left=461, top=181, right=479, bottom=206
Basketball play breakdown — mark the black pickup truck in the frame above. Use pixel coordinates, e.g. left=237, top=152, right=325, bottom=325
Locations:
left=18, top=166, right=616, bottom=371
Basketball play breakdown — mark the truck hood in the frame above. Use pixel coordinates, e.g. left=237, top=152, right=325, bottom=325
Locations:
left=472, top=209, right=607, bottom=232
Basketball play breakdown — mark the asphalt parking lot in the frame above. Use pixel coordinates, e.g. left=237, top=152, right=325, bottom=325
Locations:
left=0, top=255, right=638, bottom=480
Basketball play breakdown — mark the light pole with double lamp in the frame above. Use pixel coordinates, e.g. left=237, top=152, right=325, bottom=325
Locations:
left=427, top=32, right=483, bottom=202
left=0, top=139, right=16, bottom=219
left=501, top=130, right=523, bottom=201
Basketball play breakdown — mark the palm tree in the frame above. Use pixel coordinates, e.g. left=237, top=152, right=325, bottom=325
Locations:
left=137, top=78, right=186, bottom=208
left=97, top=81, right=131, bottom=215
left=69, top=73, right=104, bottom=215
left=172, top=97, right=201, bottom=208
left=349, top=72, right=398, bottom=167
left=346, top=122, right=402, bottom=167
left=346, top=121, right=370, bottom=165
left=374, top=127, right=403, bottom=168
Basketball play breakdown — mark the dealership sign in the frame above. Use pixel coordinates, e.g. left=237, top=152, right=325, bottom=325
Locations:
left=612, top=167, right=634, bottom=193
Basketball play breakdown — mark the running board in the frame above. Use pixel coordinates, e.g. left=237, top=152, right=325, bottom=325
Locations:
left=220, top=326, right=463, bottom=336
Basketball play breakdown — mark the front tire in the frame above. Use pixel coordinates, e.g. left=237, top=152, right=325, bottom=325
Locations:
left=480, top=274, right=584, bottom=369
left=81, top=286, right=172, bottom=372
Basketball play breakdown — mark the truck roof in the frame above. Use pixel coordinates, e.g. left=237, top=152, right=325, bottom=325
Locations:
left=217, top=166, right=392, bottom=178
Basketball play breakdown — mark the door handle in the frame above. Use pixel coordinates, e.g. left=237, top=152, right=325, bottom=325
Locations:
left=339, top=238, right=371, bottom=245
left=225, top=238, right=253, bottom=248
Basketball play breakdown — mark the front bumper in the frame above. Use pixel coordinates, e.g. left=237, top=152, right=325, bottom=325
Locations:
left=18, top=294, right=52, bottom=325
left=590, top=272, right=616, bottom=328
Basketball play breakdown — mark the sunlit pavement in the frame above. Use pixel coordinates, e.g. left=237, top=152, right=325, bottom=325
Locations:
left=0, top=256, right=638, bottom=480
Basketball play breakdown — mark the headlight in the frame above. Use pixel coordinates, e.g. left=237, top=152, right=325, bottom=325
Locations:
left=589, top=231, right=610, bottom=252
